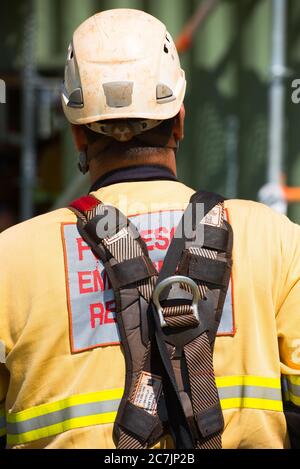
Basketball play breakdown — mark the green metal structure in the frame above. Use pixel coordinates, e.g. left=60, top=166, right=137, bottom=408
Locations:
left=1, top=0, right=300, bottom=221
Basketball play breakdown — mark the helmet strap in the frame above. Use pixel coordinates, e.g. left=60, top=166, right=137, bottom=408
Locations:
left=174, top=140, right=180, bottom=157
left=78, top=151, right=89, bottom=175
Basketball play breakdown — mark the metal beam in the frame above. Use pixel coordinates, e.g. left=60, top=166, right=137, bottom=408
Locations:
left=267, top=0, right=287, bottom=185
left=20, top=1, right=37, bottom=221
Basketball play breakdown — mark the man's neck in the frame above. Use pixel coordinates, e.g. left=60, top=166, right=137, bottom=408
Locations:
left=89, top=149, right=177, bottom=184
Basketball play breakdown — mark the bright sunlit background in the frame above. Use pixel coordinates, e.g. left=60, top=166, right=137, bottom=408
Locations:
left=1, top=0, right=300, bottom=230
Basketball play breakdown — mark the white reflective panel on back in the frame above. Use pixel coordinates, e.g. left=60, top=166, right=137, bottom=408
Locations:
left=62, top=210, right=234, bottom=352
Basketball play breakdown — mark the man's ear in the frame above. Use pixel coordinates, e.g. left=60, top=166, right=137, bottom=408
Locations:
left=173, top=104, right=185, bottom=141
left=71, top=124, right=88, bottom=151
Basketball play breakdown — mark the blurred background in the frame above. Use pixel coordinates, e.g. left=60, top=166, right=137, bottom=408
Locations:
left=1, top=0, right=300, bottom=231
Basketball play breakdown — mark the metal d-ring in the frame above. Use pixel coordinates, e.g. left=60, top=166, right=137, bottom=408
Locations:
left=152, top=275, right=200, bottom=328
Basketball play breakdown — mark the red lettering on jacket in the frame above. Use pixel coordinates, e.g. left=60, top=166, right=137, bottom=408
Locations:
left=76, top=238, right=91, bottom=261
left=93, top=269, right=105, bottom=292
left=90, top=301, right=116, bottom=328
left=155, top=260, right=164, bottom=272
left=154, top=227, right=169, bottom=250
left=90, top=303, right=104, bottom=328
left=77, top=238, right=98, bottom=261
left=78, top=270, right=113, bottom=294
left=78, top=271, right=93, bottom=294
left=141, top=229, right=154, bottom=251
left=105, top=300, right=116, bottom=324
left=141, top=226, right=173, bottom=252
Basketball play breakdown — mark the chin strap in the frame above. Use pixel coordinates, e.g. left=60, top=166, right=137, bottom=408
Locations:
left=78, top=151, right=89, bottom=175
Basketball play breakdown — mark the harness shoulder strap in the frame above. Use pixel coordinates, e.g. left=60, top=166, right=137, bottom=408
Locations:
left=68, top=189, right=233, bottom=449
left=150, top=190, right=232, bottom=448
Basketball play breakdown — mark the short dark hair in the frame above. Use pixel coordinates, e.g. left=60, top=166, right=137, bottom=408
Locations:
left=83, top=116, right=176, bottom=149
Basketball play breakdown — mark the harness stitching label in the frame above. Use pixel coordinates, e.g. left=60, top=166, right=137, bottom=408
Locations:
left=201, top=204, right=222, bottom=227
left=132, top=372, right=162, bottom=415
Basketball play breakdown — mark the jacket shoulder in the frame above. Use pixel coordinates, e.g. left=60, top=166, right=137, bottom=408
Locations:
left=0, top=208, right=76, bottom=252
left=225, top=199, right=300, bottom=257
left=225, top=198, right=290, bottom=224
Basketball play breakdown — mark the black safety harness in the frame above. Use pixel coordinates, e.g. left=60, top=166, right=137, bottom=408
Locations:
left=69, top=190, right=233, bottom=449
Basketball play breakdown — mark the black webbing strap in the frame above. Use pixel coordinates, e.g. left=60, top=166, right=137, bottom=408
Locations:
left=69, top=190, right=230, bottom=449
left=111, top=257, right=156, bottom=289
left=0, top=436, right=6, bottom=449
left=158, top=191, right=225, bottom=301
left=72, top=201, right=164, bottom=448
left=149, top=191, right=225, bottom=448
left=184, top=335, right=223, bottom=448
left=283, top=401, right=300, bottom=449
left=181, top=254, right=230, bottom=288
left=202, top=225, right=228, bottom=252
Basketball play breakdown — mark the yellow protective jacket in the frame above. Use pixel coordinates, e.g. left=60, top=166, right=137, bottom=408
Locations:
left=0, top=180, right=300, bottom=449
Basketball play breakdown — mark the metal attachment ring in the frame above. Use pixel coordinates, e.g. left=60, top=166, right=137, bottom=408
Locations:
left=152, top=275, right=200, bottom=328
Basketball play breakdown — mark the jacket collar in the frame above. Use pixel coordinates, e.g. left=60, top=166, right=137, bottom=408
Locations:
left=89, top=165, right=178, bottom=192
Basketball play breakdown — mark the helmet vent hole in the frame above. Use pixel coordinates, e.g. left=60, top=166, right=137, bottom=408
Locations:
left=166, top=35, right=170, bottom=43
left=164, top=45, right=169, bottom=54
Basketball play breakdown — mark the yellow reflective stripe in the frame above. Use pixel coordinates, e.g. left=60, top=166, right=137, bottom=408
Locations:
left=288, top=394, right=300, bottom=406
left=282, top=375, right=300, bottom=407
left=215, top=375, right=281, bottom=389
left=6, top=376, right=284, bottom=446
left=286, top=375, right=300, bottom=386
left=216, top=376, right=282, bottom=412
left=220, top=397, right=283, bottom=412
left=284, top=390, right=300, bottom=406
left=7, top=411, right=117, bottom=446
left=7, top=388, right=124, bottom=424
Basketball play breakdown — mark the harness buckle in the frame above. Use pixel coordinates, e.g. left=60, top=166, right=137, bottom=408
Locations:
left=152, top=275, right=200, bottom=328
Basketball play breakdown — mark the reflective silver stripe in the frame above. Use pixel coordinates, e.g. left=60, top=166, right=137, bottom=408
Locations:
left=217, top=281, right=234, bottom=334
left=7, top=399, right=121, bottom=435
left=0, top=415, right=6, bottom=430
left=282, top=377, right=288, bottom=393
left=6, top=383, right=283, bottom=440
left=218, top=385, right=282, bottom=401
left=283, top=379, right=300, bottom=397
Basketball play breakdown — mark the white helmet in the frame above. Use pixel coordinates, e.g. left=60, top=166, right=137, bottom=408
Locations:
left=62, top=9, right=186, bottom=140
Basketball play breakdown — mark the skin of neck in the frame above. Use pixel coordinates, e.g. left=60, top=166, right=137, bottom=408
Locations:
left=88, top=147, right=177, bottom=184
left=71, top=105, right=185, bottom=185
